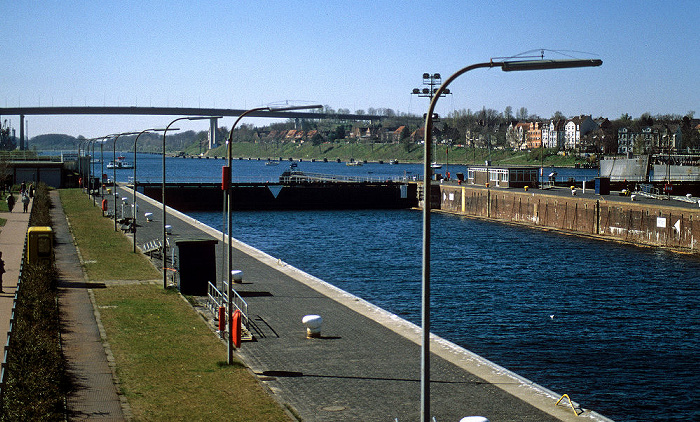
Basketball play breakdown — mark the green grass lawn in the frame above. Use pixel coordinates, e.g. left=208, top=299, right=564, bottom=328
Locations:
left=59, top=189, right=161, bottom=280
left=59, top=188, right=291, bottom=421
left=95, top=284, right=290, bottom=421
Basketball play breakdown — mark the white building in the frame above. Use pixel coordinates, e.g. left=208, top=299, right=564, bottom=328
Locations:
left=565, top=115, right=598, bottom=150
left=541, top=120, right=566, bottom=149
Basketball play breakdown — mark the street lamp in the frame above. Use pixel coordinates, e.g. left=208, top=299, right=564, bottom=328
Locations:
left=111, top=132, right=140, bottom=231
left=223, top=104, right=322, bottom=365
left=161, top=116, right=218, bottom=290
left=78, top=139, right=92, bottom=193
left=419, top=57, right=601, bottom=421
left=86, top=138, right=101, bottom=202
left=90, top=139, right=96, bottom=202
left=131, top=128, right=171, bottom=253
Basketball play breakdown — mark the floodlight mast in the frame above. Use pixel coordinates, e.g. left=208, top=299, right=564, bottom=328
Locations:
left=420, top=57, right=601, bottom=422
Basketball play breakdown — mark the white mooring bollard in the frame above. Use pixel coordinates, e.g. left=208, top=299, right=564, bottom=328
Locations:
left=231, top=270, right=243, bottom=283
left=302, top=315, right=323, bottom=338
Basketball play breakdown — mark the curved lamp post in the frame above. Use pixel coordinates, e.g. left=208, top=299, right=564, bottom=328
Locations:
left=419, top=58, right=601, bottom=421
left=86, top=138, right=101, bottom=203
left=131, top=128, right=171, bottom=253
left=89, top=139, right=96, bottom=202
left=91, top=138, right=109, bottom=206
left=78, top=139, right=92, bottom=192
left=110, top=132, right=139, bottom=231
left=161, top=116, right=219, bottom=290
left=224, top=104, right=322, bottom=365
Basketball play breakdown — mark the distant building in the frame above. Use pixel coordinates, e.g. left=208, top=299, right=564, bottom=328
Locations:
left=350, top=127, right=372, bottom=139
left=506, top=122, right=530, bottom=150
left=526, top=121, right=543, bottom=149
left=617, top=125, right=682, bottom=155
left=467, top=165, right=539, bottom=188
left=411, top=127, right=424, bottom=144
left=618, top=127, right=633, bottom=155
left=565, top=115, right=598, bottom=150
left=541, top=119, right=566, bottom=149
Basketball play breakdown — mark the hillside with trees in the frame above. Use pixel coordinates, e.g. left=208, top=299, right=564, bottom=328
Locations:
left=26, top=107, right=700, bottom=165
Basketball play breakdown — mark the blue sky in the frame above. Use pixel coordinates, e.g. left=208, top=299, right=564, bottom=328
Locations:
left=2, top=0, right=698, bottom=138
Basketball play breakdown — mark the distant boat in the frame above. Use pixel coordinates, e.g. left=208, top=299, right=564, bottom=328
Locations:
left=107, top=156, right=134, bottom=169
left=265, top=161, right=280, bottom=166
left=389, top=159, right=399, bottom=165
left=431, top=162, right=442, bottom=169
left=347, top=161, right=362, bottom=166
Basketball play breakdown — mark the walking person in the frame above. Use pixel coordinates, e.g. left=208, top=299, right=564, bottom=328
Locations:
left=0, top=251, right=5, bottom=293
left=6, top=192, right=15, bottom=212
left=22, top=192, right=30, bottom=213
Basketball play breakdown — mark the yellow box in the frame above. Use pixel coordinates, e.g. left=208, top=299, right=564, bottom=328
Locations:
left=27, top=226, right=54, bottom=265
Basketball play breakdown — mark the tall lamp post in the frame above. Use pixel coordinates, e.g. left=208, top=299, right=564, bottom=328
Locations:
left=90, top=139, right=96, bottom=203
left=77, top=139, right=87, bottom=191
left=161, top=116, right=217, bottom=290
left=419, top=57, right=601, bottom=421
left=78, top=139, right=92, bottom=193
left=111, top=132, right=139, bottom=231
left=132, top=128, right=171, bottom=253
left=87, top=138, right=101, bottom=203
left=223, top=104, right=322, bottom=365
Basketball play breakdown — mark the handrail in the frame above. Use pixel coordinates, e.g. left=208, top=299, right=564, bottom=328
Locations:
left=207, top=281, right=249, bottom=330
left=280, top=171, right=420, bottom=184
left=0, top=236, right=28, bottom=408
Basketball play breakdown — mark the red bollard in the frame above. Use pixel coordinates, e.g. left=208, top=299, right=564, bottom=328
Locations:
left=232, top=310, right=242, bottom=348
left=218, top=306, right=226, bottom=332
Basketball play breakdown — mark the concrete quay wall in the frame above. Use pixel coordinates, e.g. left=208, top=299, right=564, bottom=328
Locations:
left=438, top=185, right=700, bottom=253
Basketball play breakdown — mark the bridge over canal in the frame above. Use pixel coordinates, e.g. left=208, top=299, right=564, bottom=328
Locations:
left=0, top=106, right=384, bottom=150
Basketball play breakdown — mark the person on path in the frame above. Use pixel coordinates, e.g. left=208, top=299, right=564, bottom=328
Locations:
left=22, top=192, right=30, bottom=213
left=0, top=251, right=5, bottom=293
left=6, top=192, right=15, bottom=212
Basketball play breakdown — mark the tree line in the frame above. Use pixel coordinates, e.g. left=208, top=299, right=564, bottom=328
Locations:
left=22, top=107, right=700, bottom=155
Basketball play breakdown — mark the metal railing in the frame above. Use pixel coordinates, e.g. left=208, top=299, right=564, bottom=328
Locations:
left=207, top=281, right=249, bottom=330
left=0, top=151, right=60, bottom=162
left=279, top=171, right=418, bottom=184
left=0, top=237, right=27, bottom=406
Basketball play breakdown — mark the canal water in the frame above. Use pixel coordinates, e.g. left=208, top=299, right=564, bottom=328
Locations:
left=113, top=154, right=697, bottom=421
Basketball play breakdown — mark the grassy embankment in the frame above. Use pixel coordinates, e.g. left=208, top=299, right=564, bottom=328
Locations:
left=59, top=188, right=291, bottom=421
left=199, top=141, right=591, bottom=167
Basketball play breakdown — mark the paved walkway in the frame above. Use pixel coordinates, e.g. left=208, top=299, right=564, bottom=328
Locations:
left=0, top=192, right=126, bottom=420
left=51, top=190, right=127, bottom=421
left=0, top=203, right=31, bottom=352
left=111, top=185, right=612, bottom=422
